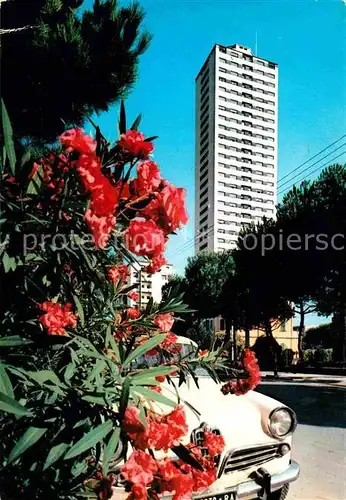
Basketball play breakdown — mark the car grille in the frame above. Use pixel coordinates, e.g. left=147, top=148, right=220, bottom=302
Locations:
left=221, top=444, right=279, bottom=474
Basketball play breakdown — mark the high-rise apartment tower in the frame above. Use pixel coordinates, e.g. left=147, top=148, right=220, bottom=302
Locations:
left=195, top=43, right=278, bottom=253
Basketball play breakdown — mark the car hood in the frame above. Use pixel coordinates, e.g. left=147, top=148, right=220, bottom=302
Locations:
left=154, top=376, right=285, bottom=451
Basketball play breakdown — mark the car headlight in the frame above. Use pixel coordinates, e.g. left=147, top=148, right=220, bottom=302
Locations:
left=268, top=407, right=297, bottom=438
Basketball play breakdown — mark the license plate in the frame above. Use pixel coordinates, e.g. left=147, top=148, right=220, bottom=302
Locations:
left=198, top=493, right=237, bottom=500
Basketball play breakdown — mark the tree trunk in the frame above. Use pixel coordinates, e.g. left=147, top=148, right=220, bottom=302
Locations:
left=223, top=317, right=231, bottom=350
left=264, top=319, right=272, bottom=337
left=298, top=301, right=305, bottom=361
left=232, top=323, right=237, bottom=360
left=245, top=326, right=250, bottom=348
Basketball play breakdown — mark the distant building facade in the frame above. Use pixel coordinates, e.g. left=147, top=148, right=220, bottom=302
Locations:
left=128, top=262, right=174, bottom=307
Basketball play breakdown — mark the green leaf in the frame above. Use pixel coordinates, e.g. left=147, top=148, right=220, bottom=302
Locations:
left=122, top=334, right=167, bottom=368
left=130, top=114, right=142, bottom=131
left=119, top=376, right=131, bottom=420
left=106, top=325, right=121, bottom=363
left=2, top=252, right=16, bottom=273
left=82, top=395, right=107, bottom=406
left=0, top=391, right=29, bottom=417
left=64, top=420, right=113, bottom=460
left=145, top=136, right=158, bottom=142
left=132, top=386, right=177, bottom=408
left=43, top=442, right=69, bottom=470
left=145, top=297, right=154, bottom=315
left=0, top=335, right=33, bottom=347
left=73, top=294, right=85, bottom=327
left=102, top=428, right=120, bottom=476
left=171, top=444, right=204, bottom=471
left=1, top=99, right=16, bottom=175
left=8, top=427, right=47, bottom=463
left=131, top=365, right=178, bottom=383
left=20, top=149, right=31, bottom=168
left=25, top=370, right=66, bottom=388
left=26, top=164, right=43, bottom=195
left=0, top=364, right=14, bottom=398
left=119, top=100, right=126, bottom=134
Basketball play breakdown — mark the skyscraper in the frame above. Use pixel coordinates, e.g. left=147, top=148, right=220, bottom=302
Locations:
left=195, top=44, right=278, bottom=253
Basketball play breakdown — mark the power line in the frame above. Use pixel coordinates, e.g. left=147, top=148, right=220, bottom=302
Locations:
left=277, top=142, right=346, bottom=190
left=170, top=136, right=346, bottom=258
left=277, top=132, right=346, bottom=186
left=277, top=150, right=346, bottom=197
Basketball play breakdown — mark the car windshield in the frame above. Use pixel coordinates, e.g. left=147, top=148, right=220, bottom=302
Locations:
left=132, top=342, right=198, bottom=368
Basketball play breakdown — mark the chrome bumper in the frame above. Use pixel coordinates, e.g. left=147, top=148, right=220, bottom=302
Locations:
left=233, top=460, right=300, bottom=498
left=194, top=461, right=300, bottom=499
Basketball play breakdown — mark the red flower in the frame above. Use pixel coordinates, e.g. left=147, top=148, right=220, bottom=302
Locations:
left=154, top=313, right=174, bottom=332
left=145, top=254, right=168, bottom=274
left=192, top=468, right=216, bottom=492
left=135, top=161, right=161, bottom=193
left=155, top=375, right=166, bottom=383
left=203, top=430, right=225, bottom=457
left=125, top=406, right=188, bottom=453
left=108, top=264, right=129, bottom=284
left=29, top=162, right=40, bottom=180
left=124, top=406, right=145, bottom=434
left=124, top=218, right=165, bottom=257
left=121, top=450, right=157, bottom=489
left=59, top=128, right=96, bottom=154
left=143, top=184, right=188, bottom=234
left=118, top=130, right=154, bottom=159
left=198, top=349, right=209, bottom=358
left=39, top=301, right=77, bottom=336
left=77, top=154, right=120, bottom=217
left=221, top=349, right=261, bottom=396
left=161, top=332, right=180, bottom=352
left=127, top=307, right=140, bottom=320
left=129, top=290, right=140, bottom=302
left=85, top=209, right=115, bottom=249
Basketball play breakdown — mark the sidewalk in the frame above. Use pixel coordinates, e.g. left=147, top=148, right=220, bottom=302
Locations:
left=260, top=371, right=346, bottom=387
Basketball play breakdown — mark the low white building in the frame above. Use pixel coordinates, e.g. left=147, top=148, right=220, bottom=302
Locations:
left=127, top=261, right=174, bottom=307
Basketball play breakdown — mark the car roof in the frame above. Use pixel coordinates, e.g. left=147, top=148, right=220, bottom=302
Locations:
left=176, top=336, right=198, bottom=348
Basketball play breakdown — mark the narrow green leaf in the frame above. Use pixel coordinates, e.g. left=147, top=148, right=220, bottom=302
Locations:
left=20, top=149, right=31, bottom=168
left=73, top=294, right=85, bottom=327
left=130, top=114, right=142, bottom=131
left=122, top=334, right=167, bottom=368
left=106, top=325, right=121, bottom=363
left=119, top=376, right=131, bottom=419
left=1, top=99, right=16, bottom=175
left=132, top=386, right=177, bottom=408
left=119, top=100, right=126, bottom=134
left=9, top=427, right=47, bottom=463
left=71, top=459, right=87, bottom=477
left=0, top=335, right=33, bottom=348
left=64, top=420, right=113, bottom=460
left=0, top=364, right=14, bottom=398
left=2, top=253, right=16, bottom=273
left=26, top=164, right=43, bottom=195
left=102, top=428, right=120, bottom=476
left=82, top=395, right=107, bottom=406
left=25, top=370, right=66, bottom=388
left=0, top=391, right=29, bottom=417
left=131, top=365, right=178, bottom=383
left=145, top=297, right=154, bottom=315
left=144, top=136, right=158, bottom=142
left=43, top=442, right=69, bottom=470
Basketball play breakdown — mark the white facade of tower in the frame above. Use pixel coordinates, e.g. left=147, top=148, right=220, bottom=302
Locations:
left=195, top=44, right=278, bottom=253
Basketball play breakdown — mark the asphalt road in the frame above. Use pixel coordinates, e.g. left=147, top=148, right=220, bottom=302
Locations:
left=258, top=381, right=346, bottom=500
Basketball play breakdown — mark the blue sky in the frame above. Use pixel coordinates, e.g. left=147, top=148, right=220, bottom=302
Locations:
left=85, top=0, right=346, bottom=324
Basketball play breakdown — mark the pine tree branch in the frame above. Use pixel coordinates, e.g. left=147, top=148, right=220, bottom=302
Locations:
left=0, top=25, right=36, bottom=35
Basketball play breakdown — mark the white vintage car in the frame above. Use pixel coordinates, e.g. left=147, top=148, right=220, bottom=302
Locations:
left=110, top=336, right=300, bottom=500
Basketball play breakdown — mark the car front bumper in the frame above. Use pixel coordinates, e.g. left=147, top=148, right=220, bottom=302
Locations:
left=194, top=461, right=300, bottom=499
